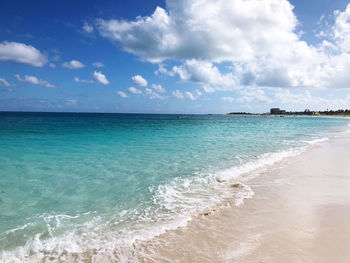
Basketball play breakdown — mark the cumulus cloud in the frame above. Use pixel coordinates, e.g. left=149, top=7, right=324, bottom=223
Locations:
left=93, top=71, right=109, bottom=84
left=62, top=60, right=85, bottom=69
left=93, top=62, right=104, bottom=67
left=96, top=0, right=350, bottom=93
left=83, top=21, right=94, bottom=33
left=184, top=90, right=202, bottom=100
left=0, top=78, right=11, bottom=87
left=74, top=77, right=94, bottom=83
left=132, top=75, right=148, bottom=86
left=172, top=89, right=200, bottom=100
left=333, top=5, right=350, bottom=53
left=145, top=88, right=166, bottom=99
left=49, top=63, right=56, bottom=68
left=172, top=89, right=184, bottom=99
left=151, top=83, right=166, bottom=93
left=172, top=59, right=237, bottom=91
left=15, top=74, right=55, bottom=88
left=185, top=91, right=197, bottom=100
left=226, top=88, right=350, bottom=111
left=0, top=41, right=47, bottom=67
left=96, top=0, right=299, bottom=63
left=128, top=86, right=142, bottom=94
left=155, top=64, right=172, bottom=75
left=271, top=89, right=350, bottom=110
left=117, top=91, right=128, bottom=98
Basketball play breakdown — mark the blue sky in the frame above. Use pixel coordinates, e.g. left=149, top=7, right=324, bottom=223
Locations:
left=1, top=0, right=350, bottom=113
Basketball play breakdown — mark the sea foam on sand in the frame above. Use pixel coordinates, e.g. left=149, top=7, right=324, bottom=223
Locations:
left=126, top=133, right=350, bottom=263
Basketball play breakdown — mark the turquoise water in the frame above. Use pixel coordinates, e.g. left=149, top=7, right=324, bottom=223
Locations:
left=0, top=112, right=349, bottom=260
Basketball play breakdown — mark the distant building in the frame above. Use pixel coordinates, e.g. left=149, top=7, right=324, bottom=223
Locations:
left=270, top=108, right=286, bottom=114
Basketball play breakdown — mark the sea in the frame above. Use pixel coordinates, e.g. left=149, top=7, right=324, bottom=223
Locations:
left=0, top=112, right=349, bottom=262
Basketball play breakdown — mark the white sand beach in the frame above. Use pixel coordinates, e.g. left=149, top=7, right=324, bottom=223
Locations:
left=128, top=133, right=350, bottom=262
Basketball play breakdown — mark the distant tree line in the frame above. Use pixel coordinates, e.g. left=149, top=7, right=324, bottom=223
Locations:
left=227, top=112, right=255, bottom=115
left=284, top=109, right=350, bottom=116
left=227, top=109, right=350, bottom=116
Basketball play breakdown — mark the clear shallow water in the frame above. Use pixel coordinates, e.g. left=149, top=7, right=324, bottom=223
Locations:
left=0, top=112, right=349, bottom=261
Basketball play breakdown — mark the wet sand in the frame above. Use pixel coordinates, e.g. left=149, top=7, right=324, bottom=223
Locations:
left=129, top=134, right=350, bottom=262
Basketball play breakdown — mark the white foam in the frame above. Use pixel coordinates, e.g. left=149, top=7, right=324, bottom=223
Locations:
left=3, top=223, right=34, bottom=235
left=304, top=137, right=329, bottom=145
left=235, top=184, right=255, bottom=206
left=215, top=147, right=304, bottom=182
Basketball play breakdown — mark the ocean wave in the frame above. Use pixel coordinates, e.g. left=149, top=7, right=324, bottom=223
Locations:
left=304, top=137, right=329, bottom=145
left=0, top=145, right=312, bottom=262
left=3, top=223, right=34, bottom=236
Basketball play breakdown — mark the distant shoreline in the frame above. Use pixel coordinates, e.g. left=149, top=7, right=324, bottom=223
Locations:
left=226, top=113, right=350, bottom=118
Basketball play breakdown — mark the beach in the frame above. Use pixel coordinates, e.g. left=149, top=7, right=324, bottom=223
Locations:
left=1, top=114, right=350, bottom=262
left=127, top=132, right=350, bottom=262
left=4, top=0, right=350, bottom=261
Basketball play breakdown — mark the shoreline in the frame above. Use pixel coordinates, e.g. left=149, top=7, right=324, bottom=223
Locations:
left=226, top=113, right=350, bottom=119
left=291, top=114, right=350, bottom=119
left=2, top=118, right=350, bottom=262
left=126, top=132, right=350, bottom=262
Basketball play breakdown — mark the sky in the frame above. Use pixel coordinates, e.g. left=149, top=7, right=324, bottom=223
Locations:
left=1, top=0, right=350, bottom=114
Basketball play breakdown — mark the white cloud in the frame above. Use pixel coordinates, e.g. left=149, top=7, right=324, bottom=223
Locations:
left=172, top=89, right=200, bottom=100
left=93, top=62, right=104, bottom=67
left=237, top=89, right=272, bottom=103
left=271, top=89, right=350, bottom=110
left=333, top=4, right=350, bottom=53
left=0, top=41, right=47, bottom=67
left=62, top=60, right=85, bottom=69
left=132, top=75, right=148, bottom=86
left=96, top=0, right=350, bottom=94
left=0, top=78, right=11, bottom=87
left=74, top=77, right=94, bottom=83
left=66, top=99, right=77, bottom=105
left=93, top=71, right=109, bottom=85
left=171, top=60, right=237, bottom=91
left=97, top=0, right=299, bottom=63
left=83, top=21, right=94, bottom=33
left=117, top=91, right=128, bottom=98
left=222, top=97, right=234, bottom=103
left=151, top=83, right=166, bottom=93
left=49, top=63, right=56, bottom=68
left=128, top=86, right=142, bottom=94
left=185, top=91, right=197, bottom=100
left=202, top=84, right=216, bottom=93
left=15, top=74, right=55, bottom=88
left=96, top=0, right=350, bottom=91
left=172, top=89, right=184, bottom=99
left=145, top=88, right=166, bottom=99
left=15, top=74, right=39, bottom=84
left=155, top=64, right=173, bottom=75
